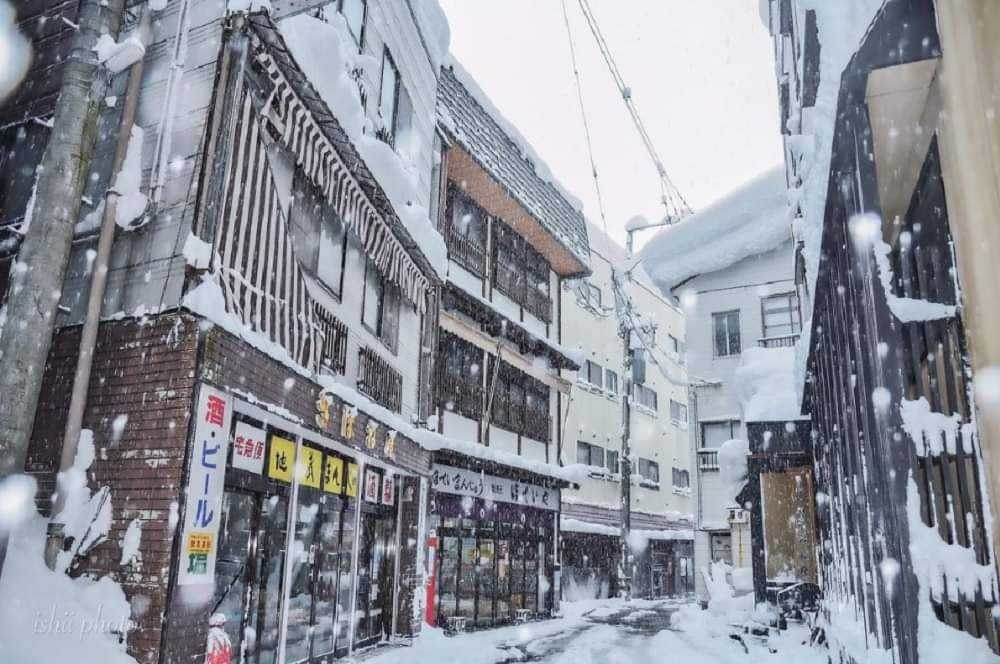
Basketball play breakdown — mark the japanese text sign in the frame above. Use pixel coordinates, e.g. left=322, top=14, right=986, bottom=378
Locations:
left=299, top=446, right=322, bottom=489
left=268, top=436, right=295, bottom=482
left=324, top=455, right=344, bottom=494
left=381, top=473, right=396, bottom=506
left=430, top=464, right=558, bottom=512
left=178, top=385, right=232, bottom=586
left=363, top=468, right=380, bottom=503
left=231, top=421, right=265, bottom=475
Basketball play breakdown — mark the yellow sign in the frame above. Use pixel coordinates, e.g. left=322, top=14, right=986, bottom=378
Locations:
left=268, top=436, right=295, bottom=482
left=324, top=455, right=344, bottom=494
left=346, top=462, right=360, bottom=497
left=187, top=532, right=213, bottom=554
left=299, top=446, right=322, bottom=489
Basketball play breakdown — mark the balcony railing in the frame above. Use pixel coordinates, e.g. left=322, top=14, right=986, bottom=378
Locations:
left=758, top=333, right=800, bottom=348
left=446, top=228, right=487, bottom=278
left=698, top=449, right=719, bottom=470
left=357, top=346, right=403, bottom=412
left=493, top=259, right=526, bottom=303
left=314, top=303, right=348, bottom=375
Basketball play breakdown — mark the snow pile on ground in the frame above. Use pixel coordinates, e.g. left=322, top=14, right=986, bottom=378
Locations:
left=0, top=434, right=136, bottom=663
left=639, top=166, right=792, bottom=290
left=717, top=439, right=749, bottom=504
left=733, top=345, right=801, bottom=421
left=279, top=12, right=447, bottom=278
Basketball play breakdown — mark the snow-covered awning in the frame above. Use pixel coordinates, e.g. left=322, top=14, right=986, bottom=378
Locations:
left=249, top=13, right=441, bottom=311
left=561, top=517, right=694, bottom=541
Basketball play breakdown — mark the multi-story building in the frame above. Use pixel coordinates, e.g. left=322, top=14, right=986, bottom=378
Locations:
left=640, top=166, right=807, bottom=603
left=425, top=63, right=590, bottom=630
left=763, top=0, right=1000, bottom=661
left=558, top=223, right=693, bottom=600
left=0, top=2, right=467, bottom=661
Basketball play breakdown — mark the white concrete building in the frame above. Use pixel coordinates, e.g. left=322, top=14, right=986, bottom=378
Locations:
left=559, top=224, right=694, bottom=600
left=640, top=167, right=800, bottom=602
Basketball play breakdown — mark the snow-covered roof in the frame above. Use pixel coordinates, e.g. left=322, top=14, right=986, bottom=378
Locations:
left=260, top=12, right=447, bottom=285
left=639, top=166, right=792, bottom=290
left=437, top=63, right=590, bottom=268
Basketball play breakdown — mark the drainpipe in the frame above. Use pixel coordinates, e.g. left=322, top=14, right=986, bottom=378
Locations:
left=45, top=9, right=153, bottom=569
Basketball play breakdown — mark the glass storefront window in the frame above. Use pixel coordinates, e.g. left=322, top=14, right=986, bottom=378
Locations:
left=457, top=535, right=477, bottom=619
left=286, top=497, right=320, bottom=663
left=334, top=500, right=356, bottom=649
left=254, top=494, right=288, bottom=664
left=476, top=537, right=495, bottom=625
left=312, top=501, right=343, bottom=659
left=438, top=536, right=459, bottom=621
left=212, top=491, right=256, bottom=657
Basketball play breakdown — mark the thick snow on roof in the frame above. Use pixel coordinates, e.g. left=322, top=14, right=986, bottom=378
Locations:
left=438, top=61, right=590, bottom=266
left=733, top=346, right=804, bottom=422
left=408, top=0, right=450, bottom=72
left=276, top=12, right=447, bottom=280
left=639, top=166, right=791, bottom=290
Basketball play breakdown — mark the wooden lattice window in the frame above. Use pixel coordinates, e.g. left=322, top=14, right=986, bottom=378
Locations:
left=358, top=346, right=403, bottom=412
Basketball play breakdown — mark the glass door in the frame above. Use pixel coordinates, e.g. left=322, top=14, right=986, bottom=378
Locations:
left=249, top=493, right=289, bottom=664
left=212, top=491, right=258, bottom=660
left=286, top=488, right=321, bottom=663
left=495, top=532, right=510, bottom=623
left=437, top=529, right=459, bottom=623
left=355, top=508, right=399, bottom=646
left=311, top=500, right=343, bottom=661
left=476, top=527, right=495, bottom=626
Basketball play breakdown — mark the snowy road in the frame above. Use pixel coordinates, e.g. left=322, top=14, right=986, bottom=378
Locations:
left=360, top=599, right=830, bottom=664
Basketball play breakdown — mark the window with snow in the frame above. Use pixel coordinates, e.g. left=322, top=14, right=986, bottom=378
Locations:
left=672, top=467, right=690, bottom=489
left=632, top=384, right=657, bottom=412
left=701, top=420, right=738, bottom=449
left=761, top=291, right=801, bottom=340
left=638, top=458, right=660, bottom=488
left=605, top=368, right=618, bottom=395
left=584, top=360, right=603, bottom=388
left=445, top=187, right=487, bottom=276
left=605, top=449, right=620, bottom=474
left=289, top=170, right=346, bottom=298
left=670, top=399, right=687, bottom=426
left=576, top=441, right=605, bottom=468
left=340, top=0, right=366, bottom=49
left=362, top=257, right=401, bottom=352
left=712, top=310, right=741, bottom=357
left=377, top=49, right=400, bottom=145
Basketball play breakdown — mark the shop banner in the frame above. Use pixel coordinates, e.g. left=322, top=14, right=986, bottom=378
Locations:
left=179, top=385, right=232, bottom=586
left=381, top=474, right=395, bottom=506
left=430, top=464, right=558, bottom=511
left=323, top=455, right=344, bottom=494
left=232, top=421, right=265, bottom=475
left=363, top=468, right=380, bottom=503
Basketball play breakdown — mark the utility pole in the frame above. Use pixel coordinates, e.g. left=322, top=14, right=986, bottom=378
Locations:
left=0, top=0, right=127, bottom=575
left=617, top=277, right=633, bottom=602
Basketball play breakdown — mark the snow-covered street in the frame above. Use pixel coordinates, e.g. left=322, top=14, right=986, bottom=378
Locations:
left=359, top=599, right=826, bottom=664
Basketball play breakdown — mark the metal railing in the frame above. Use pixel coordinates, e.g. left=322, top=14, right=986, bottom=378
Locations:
left=436, top=370, right=484, bottom=420
left=524, top=286, right=553, bottom=324
left=357, top=346, right=403, bottom=412
left=698, top=449, right=719, bottom=470
left=757, top=333, right=800, bottom=348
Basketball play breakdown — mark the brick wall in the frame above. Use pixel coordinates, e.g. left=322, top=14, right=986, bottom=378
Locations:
left=26, top=313, right=200, bottom=664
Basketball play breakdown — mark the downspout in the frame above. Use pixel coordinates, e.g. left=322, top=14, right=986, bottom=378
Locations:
left=45, top=8, right=153, bottom=569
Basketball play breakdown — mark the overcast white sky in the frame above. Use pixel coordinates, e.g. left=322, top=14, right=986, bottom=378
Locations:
left=439, top=0, right=784, bottom=250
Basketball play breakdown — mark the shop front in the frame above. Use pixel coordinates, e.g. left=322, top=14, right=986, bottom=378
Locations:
left=427, top=462, right=564, bottom=629
left=171, top=380, right=429, bottom=663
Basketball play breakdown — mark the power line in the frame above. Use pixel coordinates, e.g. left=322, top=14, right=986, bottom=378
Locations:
left=574, top=0, right=692, bottom=223
left=560, top=0, right=610, bottom=236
